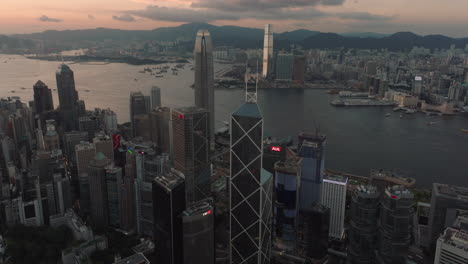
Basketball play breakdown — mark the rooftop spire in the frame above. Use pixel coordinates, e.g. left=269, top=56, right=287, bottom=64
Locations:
left=245, top=60, right=258, bottom=103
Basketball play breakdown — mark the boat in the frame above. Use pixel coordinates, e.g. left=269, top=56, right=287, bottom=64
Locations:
left=134, top=78, right=137, bottom=81
left=399, top=114, right=403, bottom=118
left=405, top=109, right=416, bottom=114
left=327, top=89, right=340, bottom=94
left=426, top=122, right=438, bottom=126
left=385, top=113, right=391, bottom=117
left=155, top=75, right=164, bottom=78
left=20, top=87, right=26, bottom=90
left=462, top=129, right=468, bottom=133
left=11, top=90, right=15, bottom=93
left=393, top=107, right=402, bottom=112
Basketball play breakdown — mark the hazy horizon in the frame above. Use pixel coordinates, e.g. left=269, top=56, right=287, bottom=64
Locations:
left=1, top=0, right=468, bottom=37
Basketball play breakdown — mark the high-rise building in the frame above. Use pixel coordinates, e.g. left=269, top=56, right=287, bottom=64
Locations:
left=376, top=185, right=414, bottom=264
left=149, top=107, right=171, bottom=154
left=292, top=56, right=306, bottom=85
left=45, top=173, right=71, bottom=216
left=194, top=30, right=214, bottom=147
left=134, top=114, right=151, bottom=141
left=321, top=174, right=348, bottom=239
left=348, top=185, right=380, bottom=264
left=182, top=198, right=214, bottom=264
left=153, top=169, right=185, bottom=264
left=151, top=86, right=161, bottom=110
left=262, top=24, right=274, bottom=78
left=298, top=132, right=326, bottom=209
left=429, top=183, right=468, bottom=250
left=93, top=132, right=114, bottom=162
left=105, top=165, right=122, bottom=227
left=229, top=94, right=273, bottom=264
left=88, top=152, right=111, bottom=229
left=275, top=53, right=294, bottom=81
left=434, top=215, right=468, bottom=264
left=120, top=155, right=136, bottom=231
left=64, top=131, right=89, bottom=163
left=297, top=204, right=330, bottom=260
left=44, top=120, right=60, bottom=151
left=56, top=64, right=79, bottom=131
left=273, top=158, right=300, bottom=250
left=75, top=141, right=96, bottom=177
left=79, top=116, right=99, bottom=141
left=172, top=107, right=211, bottom=206
left=412, top=76, right=424, bottom=97
left=130, top=92, right=149, bottom=137
left=33, top=80, right=53, bottom=115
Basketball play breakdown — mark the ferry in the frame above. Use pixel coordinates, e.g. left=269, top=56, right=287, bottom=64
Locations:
left=405, top=109, right=416, bottom=114
left=385, top=113, right=391, bottom=117
left=327, top=89, right=340, bottom=94
left=155, top=75, right=164, bottom=78
left=462, top=129, right=468, bottom=133
left=85, top=89, right=91, bottom=92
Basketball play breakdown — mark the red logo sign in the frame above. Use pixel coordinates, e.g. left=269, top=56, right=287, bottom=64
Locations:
left=112, top=134, right=121, bottom=149
left=270, top=146, right=282, bottom=152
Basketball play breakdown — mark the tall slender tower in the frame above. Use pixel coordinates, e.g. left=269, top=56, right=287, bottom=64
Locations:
left=262, top=24, right=274, bottom=78
left=33, top=80, right=53, bottom=115
left=229, top=73, right=273, bottom=264
left=194, top=30, right=214, bottom=147
left=56, top=64, right=79, bottom=131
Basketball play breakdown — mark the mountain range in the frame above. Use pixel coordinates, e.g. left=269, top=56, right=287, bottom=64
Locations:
left=5, top=22, right=468, bottom=52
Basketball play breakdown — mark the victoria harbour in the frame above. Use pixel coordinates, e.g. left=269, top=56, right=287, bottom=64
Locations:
left=1, top=54, right=466, bottom=187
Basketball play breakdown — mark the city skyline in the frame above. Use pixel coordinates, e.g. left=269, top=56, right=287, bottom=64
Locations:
left=1, top=0, right=468, bottom=37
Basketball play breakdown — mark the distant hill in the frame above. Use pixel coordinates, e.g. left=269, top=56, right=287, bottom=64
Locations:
left=11, top=23, right=468, bottom=51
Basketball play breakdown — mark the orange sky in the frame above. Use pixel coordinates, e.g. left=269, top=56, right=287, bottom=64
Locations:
left=1, top=0, right=467, bottom=36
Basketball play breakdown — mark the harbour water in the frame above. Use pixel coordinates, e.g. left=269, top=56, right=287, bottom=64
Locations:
left=0, top=54, right=467, bottom=187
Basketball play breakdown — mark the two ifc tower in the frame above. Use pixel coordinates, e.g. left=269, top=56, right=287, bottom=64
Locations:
left=194, top=25, right=272, bottom=264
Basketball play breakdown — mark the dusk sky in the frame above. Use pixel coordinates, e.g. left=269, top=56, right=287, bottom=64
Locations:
left=1, top=0, right=467, bottom=36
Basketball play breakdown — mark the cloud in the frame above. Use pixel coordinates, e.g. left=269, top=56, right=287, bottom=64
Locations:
left=112, top=14, right=136, bottom=22
left=88, top=14, right=95, bottom=20
left=38, top=15, right=63, bottom=22
left=337, top=12, right=394, bottom=21
left=127, top=5, right=239, bottom=22
left=190, top=0, right=346, bottom=12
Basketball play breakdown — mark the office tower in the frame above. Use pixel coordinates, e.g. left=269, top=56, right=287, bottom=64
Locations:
left=172, top=107, right=211, bottom=205
left=134, top=114, right=151, bottom=141
left=79, top=116, right=99, bottom=141
left=275, top=53, right=294, bottom=81
left=434, top=215, right=468, bottom=264
left=321, top=174, right=348, bottom=239
left=429, top=184, right=468, bottom=250
left=229, top=91, right=273, bottom=264
left=182, top=198, right=215, bottom=264
left=44, top=120, right=60, bottom=151
left=273, top=158, right=299, bottom=249
left=348, top=185, right=380, bottom=264
left=262, top=24, right=274, bottom=78
left=298, top=132, right=326, bottom=209
left=33, top=80, right=53, bottom=115
left=87, top=152, right=111, bottom=229
left=292, top=56, right=306, bottom=85
left=149, top=107, right=171, bottom=154
left=93, top=132, right=114, bottom=162
left=263, top=137, right=293, bottom=174
left=113, top=253, right=150, bottom=264
left=130, top=92, right=149, bottom=137
left=45, top=173, right=71, bottom=215
left=120, top=155, right=136, bottom=232
left=102, top=109, right=118, bottom=134
left=412, top=76, right=424, bottom=97
left=106, top=165, right=122, bottom=227
left=153, top=170, right=185, bottom=264
left=376, top=186, right=414, bottom=264
left=194, top=29, right=214, bottom=147
left=135, top=149, right=170, bottom=236
left=75, top=143, right=93, bottom=213
left=56, top=64, right=79, bottom=131
left=64, top=131, right=89, bottom=163
left=9, top=112, right=30, bottom=148
left=298, top=204, right=330, bottom=260
left=151, top=86, right=161, bottom=110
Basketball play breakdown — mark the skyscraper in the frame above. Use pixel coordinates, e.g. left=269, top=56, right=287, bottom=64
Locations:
left=348, top=185, right=380, bottom=264
left=229, top=89, right=273, bottom=264
left=153, top=169, right=185, bottom=264
left=321, top=174, right=348, bottom=239
left=93, top=132, right=114, bottom=162
left=434, top=215, right=468, bottom=264
left=56, top=64, right=79, bottom=131
left=88, top=152, right=111, bottom=229
left=275, top=53, right=294, bottom=81
left=149, top=107, right=171, bottom=154
left=106, top=165, right=122, bottom=227
left=262, top=24, right=274, bottom=78
left=297, top=204, right=330, bottom=260
left=376, top=185, right=414, bottom=264
left=428, top=183, right=468, bottom=250
left=130, top=92, right=149, bottom=137
left=33, top=80, right=53, bottom=115
left=298, top=132, right=326, bottom=209
left=194, top=29, right=214, bottom=147
left=151, top=86, right=161, bottom=110
left=172, top=107, right=211, bottom=206
left=182, top=198, right=215, bottom=264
